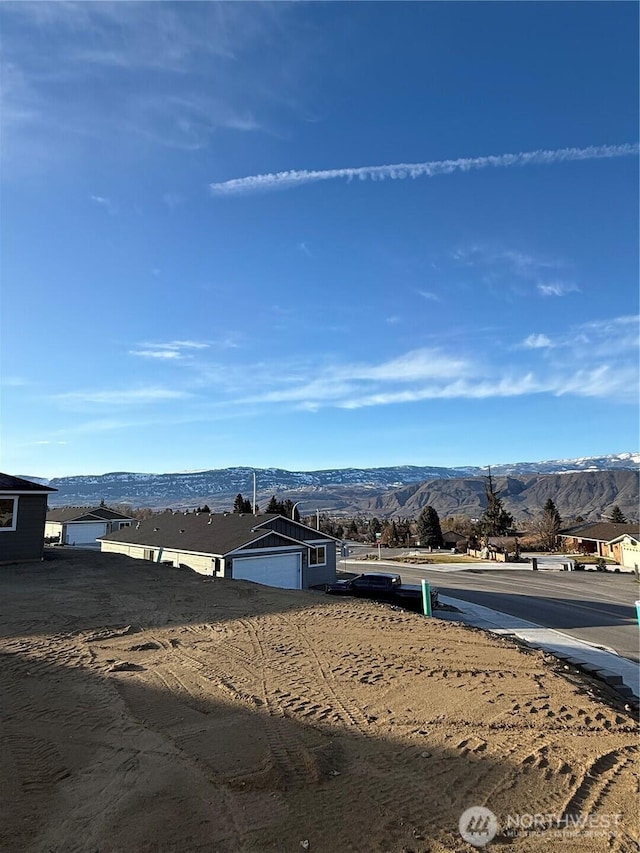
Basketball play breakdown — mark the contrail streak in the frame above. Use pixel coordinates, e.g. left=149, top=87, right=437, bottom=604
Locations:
left=209, top=142, right=638, bottom=196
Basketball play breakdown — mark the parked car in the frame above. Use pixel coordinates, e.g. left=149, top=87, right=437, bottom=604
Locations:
left=326, top=572, right=438, bottom=611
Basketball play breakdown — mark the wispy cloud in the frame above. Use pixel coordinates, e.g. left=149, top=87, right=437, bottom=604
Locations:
left=453, top=246, right=566, bottom=275
left=452, top=244, right=578, bottom=299
left=130, top=340, right=211, bottom=360
left=232, top=313, right=638, bottom=410
left=210, top=143, right=639, bottom=195
left=416, top=290, right=441, bottom=302
left=53, top=387, right=190, bottom=405
left=523, top=334, right=554, bottom=349
left=90, top=194, right=117, bottom=214
left=2, top=3, right=310, bottom=168
left=537, top=281, right=578, bottom=297
left=130, top=349, right=184, bottom=360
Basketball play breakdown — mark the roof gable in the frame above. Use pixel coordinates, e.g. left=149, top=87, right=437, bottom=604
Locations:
left=0, top=473, right=57, bottom=493
left=254, top=515, right=341, bottom=543
left=46, top=506, right=134, bottom=523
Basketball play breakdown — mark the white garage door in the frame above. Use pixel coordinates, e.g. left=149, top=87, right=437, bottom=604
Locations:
left=65, top=522, right=106, bottom=544
left=233, top=553, right=301, bottom=589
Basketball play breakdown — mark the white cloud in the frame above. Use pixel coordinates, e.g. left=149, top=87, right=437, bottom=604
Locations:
left=53, top=387, right=190, bottom=405
left=210, top=143, right=638, bottom=195
left=351, top=348, right=470, bottom=382
left=129, top=349, right=184, bottom=360
left=131, top=340, right=211, bottom=358
left=416, top=290, right=441, bottom=302
left=537, top=281, right=578, bottom=297
left=90, top=194, right=117, bottom=214
left=523, top=334, right=553, bottom=349
left=1, top=3, right=307, bottom=168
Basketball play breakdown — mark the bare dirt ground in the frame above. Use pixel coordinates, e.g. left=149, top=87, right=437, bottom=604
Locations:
left=1, top=549, right=638, bottom=853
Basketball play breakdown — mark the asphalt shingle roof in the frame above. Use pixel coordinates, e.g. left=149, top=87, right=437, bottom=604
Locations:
left=559, top=522, right=640, bottom=543
left=0, top=473, right=57, bottom=492
left=99, top=511, right=323, bottom=555
left=46, top=506, right=134, bottom=523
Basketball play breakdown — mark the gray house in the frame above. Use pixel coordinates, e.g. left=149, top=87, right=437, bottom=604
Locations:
left=45, top=506, right=135, bottom=545
left=100, top=511, right=339, bottom=589
left=0, top=473, right=58, bottom=564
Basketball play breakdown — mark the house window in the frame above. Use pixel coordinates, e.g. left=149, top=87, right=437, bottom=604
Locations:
left=143, top=549, right=155, bottom=561
left=0, top=497, right=18, bottom=532
left=119, top=522, right=131, bottom=529
left=309, top=545, right=326, bottom=566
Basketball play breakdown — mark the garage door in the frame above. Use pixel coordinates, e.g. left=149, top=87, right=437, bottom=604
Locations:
left=65, top=522, right=106, bottom=544
left=233, top=553, right=301, bottom=589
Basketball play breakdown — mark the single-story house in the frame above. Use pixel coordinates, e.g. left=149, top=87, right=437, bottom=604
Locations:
left=442, top=530, right=468, bottom=551
left=45, top=506, right=136, bottom=546
left=559, top=522, right=640, bottom=566
left=99, top=511, right=339, bottom=589
left=606, top=533, right=640, bottom=573
left=0, top=473, right=58, bottom=564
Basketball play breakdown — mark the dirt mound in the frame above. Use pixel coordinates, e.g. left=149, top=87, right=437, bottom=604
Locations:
left=1, top=548, right=637, bottom=852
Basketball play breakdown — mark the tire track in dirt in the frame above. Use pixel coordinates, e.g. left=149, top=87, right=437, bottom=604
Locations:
left=107, top=671, right=259, bottom=851
left=278, top=613, right=375, bottom=733
left=234, top=616, right=330, bottom=792
left=562, top=746, right=639, bottom=817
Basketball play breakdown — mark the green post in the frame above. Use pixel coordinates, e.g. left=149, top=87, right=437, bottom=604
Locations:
left=636, top=600, right=640, bottom=628
left=421, top=579, right=432, bottom=617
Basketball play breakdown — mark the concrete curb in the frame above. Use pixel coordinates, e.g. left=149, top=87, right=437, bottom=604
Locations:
left=438, top=595, right=640, bottom=706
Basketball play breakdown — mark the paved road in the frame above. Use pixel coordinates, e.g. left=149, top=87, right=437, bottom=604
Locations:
left=341, top=558, right=640, bottom=662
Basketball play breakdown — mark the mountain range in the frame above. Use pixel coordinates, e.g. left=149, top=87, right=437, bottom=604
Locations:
left=32, top=453, right=639, bottom=522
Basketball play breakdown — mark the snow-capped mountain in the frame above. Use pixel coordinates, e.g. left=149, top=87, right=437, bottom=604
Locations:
left=38, top=453, right=638, bottom=514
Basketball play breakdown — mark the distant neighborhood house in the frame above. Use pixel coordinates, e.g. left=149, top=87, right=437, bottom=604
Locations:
left=559, top=522, right=640, bottom=571
left=0, top=473, right=58, bottom=564
left=100, top=511, right=339, bottom=589
left=45, top=506, right=135, bottom=546
left=442, top=530, right=468, bottom=550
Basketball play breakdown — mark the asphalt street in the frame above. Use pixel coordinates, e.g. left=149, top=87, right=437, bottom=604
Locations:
left=341, top=556, right=640, bottom=663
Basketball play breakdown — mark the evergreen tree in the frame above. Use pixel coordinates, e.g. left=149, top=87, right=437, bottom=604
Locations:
left=480, top=470, right=514, bottom=537
left=233, top=494, right=253, bottom=513
left=266, top=495, right=281, bottom=514
left=533, top=498, right=562, bottom=551
left=348, top=519, right=358, bottom=537
left=416, top=505, right=444, bottom=548
left=380, top=520, right=399, bottom=546
left=610, top=505, right=627, bottom=523
left=368, top=517, right=382, bottom=543
left=281, top=499, right=300, bottom=521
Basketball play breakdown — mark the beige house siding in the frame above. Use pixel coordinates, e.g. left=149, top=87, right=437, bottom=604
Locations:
left=619, top=537, right=640, bottom=572
left=45, top=521, right=63, bottom=539
left=100, top=540, right=220, bottom=576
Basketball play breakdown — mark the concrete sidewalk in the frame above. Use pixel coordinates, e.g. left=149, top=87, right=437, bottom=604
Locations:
left=437, top=595, right=640, bottom=704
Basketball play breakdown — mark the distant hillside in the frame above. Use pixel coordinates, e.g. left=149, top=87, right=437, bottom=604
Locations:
left=39, top=454, right=638, bottom=521
left=363, top=470, right=639, bottom=523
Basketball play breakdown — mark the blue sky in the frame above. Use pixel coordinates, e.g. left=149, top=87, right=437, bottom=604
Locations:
left=1, top=2, right=638, bottom=478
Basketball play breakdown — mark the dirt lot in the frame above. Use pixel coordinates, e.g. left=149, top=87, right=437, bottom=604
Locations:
left=1, top=549, right=638, bottom=853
